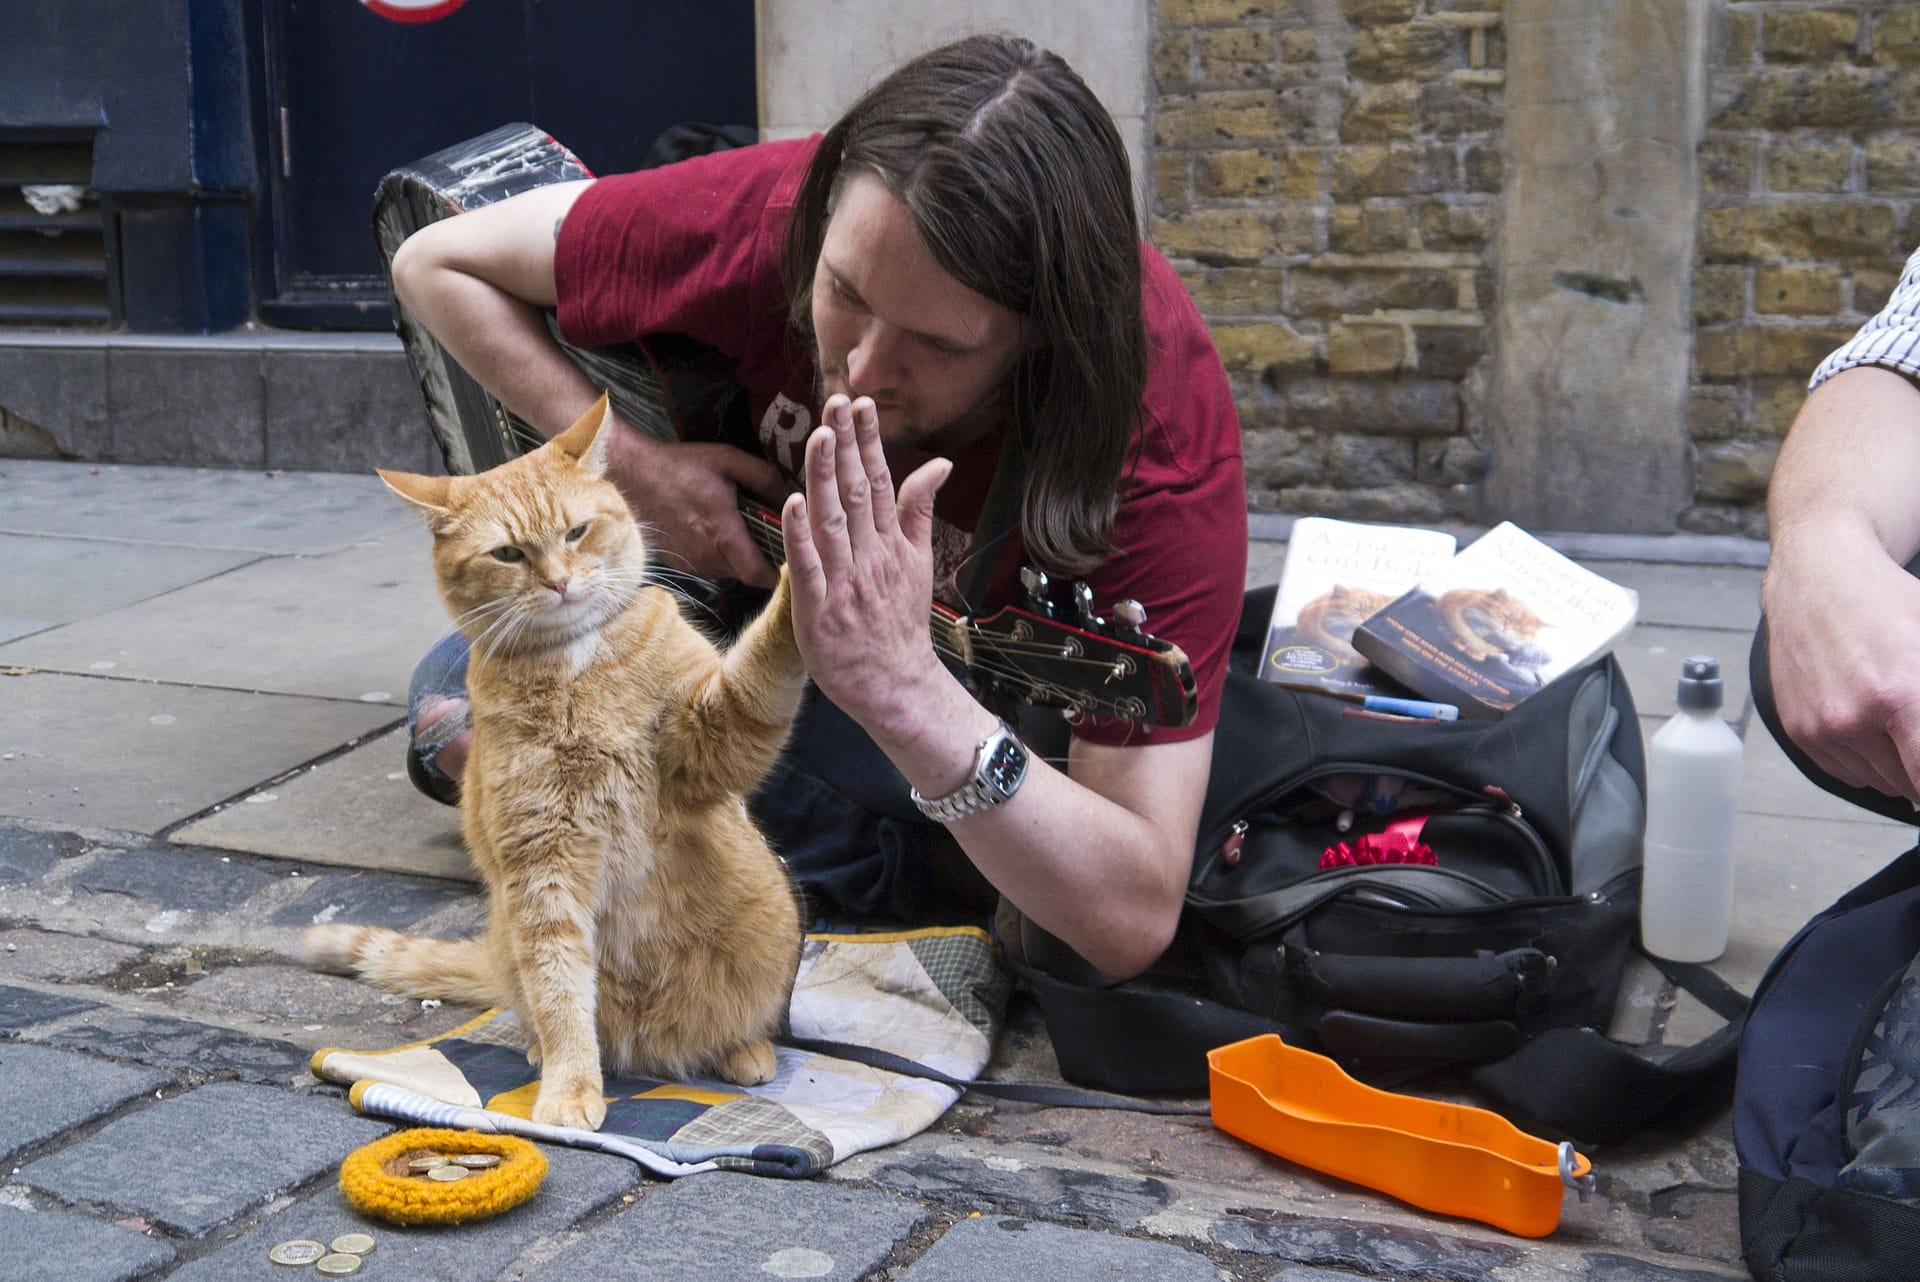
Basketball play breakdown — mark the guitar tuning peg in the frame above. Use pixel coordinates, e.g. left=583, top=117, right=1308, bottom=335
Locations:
left=1020, top=565, right=1055, bottom=617
left=1111, top=599, right=1148, bottom=642
left=1070, top=581, right=1100, bottom=628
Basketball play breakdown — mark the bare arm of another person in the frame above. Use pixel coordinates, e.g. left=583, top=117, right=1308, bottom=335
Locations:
left=783, top=398, right=1203, bottom=979
left=388, top=181, right=781, bottom=585
left=1763, top=365, right=1920, bottom=803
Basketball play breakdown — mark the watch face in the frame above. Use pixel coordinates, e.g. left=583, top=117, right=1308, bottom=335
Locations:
left=983, top=737, right=1027, bottom=795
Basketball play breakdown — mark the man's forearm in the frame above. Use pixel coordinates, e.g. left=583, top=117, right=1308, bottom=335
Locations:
left=394, top=261, right=601, bottom=440
left=864, top=663, right=1197, bottom=980
left=388, top=181, right=603, bottom=441
left=1766, top=367, right=1920, bottom=610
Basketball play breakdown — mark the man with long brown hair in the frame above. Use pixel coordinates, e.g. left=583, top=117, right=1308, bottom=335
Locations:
left=389, top=33, right=1248, bottom=981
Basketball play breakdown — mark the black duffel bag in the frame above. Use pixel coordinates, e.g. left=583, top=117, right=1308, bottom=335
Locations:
left=1005, top=586, right=1745, bottom=1144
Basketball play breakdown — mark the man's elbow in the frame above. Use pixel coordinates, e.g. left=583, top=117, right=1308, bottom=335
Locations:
left=387, top=226, right=442, bottom=313
left=1082, top=893, right=1183, bottom=983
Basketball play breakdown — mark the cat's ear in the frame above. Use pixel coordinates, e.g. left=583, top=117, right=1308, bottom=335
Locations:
left=550, top=392, right=613, bottom=478
left=377, top=468, right=454, bottom=519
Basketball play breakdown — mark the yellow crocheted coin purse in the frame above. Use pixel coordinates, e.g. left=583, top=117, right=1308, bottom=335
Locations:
left=339, top=1127, right=547, bottom=1226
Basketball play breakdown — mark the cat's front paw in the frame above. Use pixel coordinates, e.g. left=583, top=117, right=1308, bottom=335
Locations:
left=715, top=1038, right=778, bottom=1086
left=532, top=1073, right=606, bottom=1131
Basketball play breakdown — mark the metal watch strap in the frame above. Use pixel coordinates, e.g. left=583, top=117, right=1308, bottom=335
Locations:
left=909, top=719, right=1030, bottom=823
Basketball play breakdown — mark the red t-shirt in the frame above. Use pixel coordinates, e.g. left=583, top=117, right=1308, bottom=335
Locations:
left=554, top=137, right=1247, bottom=744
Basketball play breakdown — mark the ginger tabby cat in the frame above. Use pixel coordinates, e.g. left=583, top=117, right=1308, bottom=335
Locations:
left=302, top=395, right=805, bottom=1131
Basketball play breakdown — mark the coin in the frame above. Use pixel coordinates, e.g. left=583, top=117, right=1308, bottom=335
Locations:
left=314, top=1253, right=364, bottom=1276
left=427, top=1164, right=470, bottom=1181
left=406, top=1155, right=449, bottom=1172
left=267, top=1240, right=328, bottom=1266
left=330, top=1232, right=377, bottom=1256
left=452, top=1153, right=501, bottom=1169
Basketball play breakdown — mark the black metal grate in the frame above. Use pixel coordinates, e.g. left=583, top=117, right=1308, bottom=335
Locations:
left=0, top=138, right=111, bottom=327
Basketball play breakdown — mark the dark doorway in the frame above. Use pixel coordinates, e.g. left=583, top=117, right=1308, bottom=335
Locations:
left=256, top=0, right=756, bottom=329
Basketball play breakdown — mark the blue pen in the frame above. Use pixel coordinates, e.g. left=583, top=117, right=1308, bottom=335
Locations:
left=1362, top=695, right=1460, bottom=721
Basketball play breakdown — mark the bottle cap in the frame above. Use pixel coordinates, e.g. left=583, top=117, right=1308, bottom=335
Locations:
left=1677, top=655, right=1724, bottom=710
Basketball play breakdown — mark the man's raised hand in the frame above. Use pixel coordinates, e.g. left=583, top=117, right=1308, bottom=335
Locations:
left=782, top=394, right=951, bottom=726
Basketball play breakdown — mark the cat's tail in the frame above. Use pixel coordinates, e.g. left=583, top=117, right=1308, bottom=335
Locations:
left=301, top=924, right=501, bottom=1007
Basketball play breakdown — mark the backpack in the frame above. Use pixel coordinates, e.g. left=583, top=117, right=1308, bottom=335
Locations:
left=1735, top=845, right=1920, bottom=1279
left=1008, top=585, right=1744, bottom=1143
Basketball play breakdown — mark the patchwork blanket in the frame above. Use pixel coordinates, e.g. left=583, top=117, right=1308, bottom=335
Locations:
left=309, top=926, right=1009, bottom=1179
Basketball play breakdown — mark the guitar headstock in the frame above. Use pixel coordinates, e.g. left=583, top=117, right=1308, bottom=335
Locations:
left=951, top=593, right=1198, bottom=728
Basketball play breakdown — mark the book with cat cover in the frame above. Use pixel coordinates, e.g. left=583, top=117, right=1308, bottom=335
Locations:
left=1350, top=521, right=1639, bottom=720
left=1259, top=517, right=1459, bottom=698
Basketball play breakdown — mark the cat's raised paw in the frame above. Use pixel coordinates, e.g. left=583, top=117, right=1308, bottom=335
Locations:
left=716, top=1038, right=778, bottom=1086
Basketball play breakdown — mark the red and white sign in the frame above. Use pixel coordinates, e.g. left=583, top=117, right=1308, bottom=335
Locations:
left=361, top=0, right=469, bottom=22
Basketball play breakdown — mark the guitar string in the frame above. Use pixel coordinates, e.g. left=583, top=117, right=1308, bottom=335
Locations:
left=734, top=511, right=1179, bottom=684
left=736, top=509, right=1179, bottom=713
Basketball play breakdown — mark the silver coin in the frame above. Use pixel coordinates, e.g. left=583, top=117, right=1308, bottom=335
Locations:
left=315, top=1253, right=364, bottom=1277
left=406, top=1155, right=449, bottom=1172
left=427, top=1164, right=470, bottom=1181
left=330, top=1232, right=377, bottom=1256
left=451, top=1153, right=501, bottom=1169
left=267, top=1239, right=328, bottom=1266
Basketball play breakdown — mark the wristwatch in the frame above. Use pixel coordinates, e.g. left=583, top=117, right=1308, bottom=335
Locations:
left=909, top=719, right=1030, bottom=823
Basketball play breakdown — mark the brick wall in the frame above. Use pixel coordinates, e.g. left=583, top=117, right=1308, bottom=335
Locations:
left=1152, top=0, right=1920, bottom=539
left=1687, top=1, right=1920, bottom=538
left=1151, top=0, right=1506, bottom=525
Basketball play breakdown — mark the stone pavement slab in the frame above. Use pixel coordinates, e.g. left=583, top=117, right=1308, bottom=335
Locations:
left=43, top=1012, right=312, bottom=1085
left=896, top=1214, right=1220, bottom=1281
left=0, top=927, right=143, bottom=981
left=166, top=1145, right=640, bottom=1282
left=67, top=846, right=278, bottom=913
left=0, top=460, right=418, bottom=556
left=0, top=1044, right=170, bottom=1164
left=0, top=539, right=445, bottom=702
left=0, top=982, right=102, bottom=1033
left=1584, top=562, right=1762, bottom=633
left=0, top=670, right=395, bottom=832
left=0, top=1203, right=177, bottom=1282
left=862, top=1150, right=1175, bottom=1230
left=1205, top=1205, right=1521, bottom=1276
left=14, top=1081, right=387, bottom=1237
left=0, top=532, right=256, bottom=642
left=0, top=821, right=94, bottom=883
left=269, top=866, right=477, bottom=929
left=173, top=728, right=472, bottom=881
left=527, top=1170, right=930, bottom=1281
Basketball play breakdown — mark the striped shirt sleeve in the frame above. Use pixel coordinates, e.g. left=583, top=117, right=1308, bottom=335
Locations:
left=1809, top=244, right=1920, bottom=390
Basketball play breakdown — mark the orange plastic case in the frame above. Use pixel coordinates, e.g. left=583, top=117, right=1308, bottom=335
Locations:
left=1207, top=1034, right=1592, bottom=1238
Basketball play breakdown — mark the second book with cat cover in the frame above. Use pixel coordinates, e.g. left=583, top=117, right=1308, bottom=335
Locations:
left=1350, top=522, right=1639, bottom=720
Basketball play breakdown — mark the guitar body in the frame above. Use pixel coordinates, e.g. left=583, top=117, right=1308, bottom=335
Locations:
left=373, top=124, right=1196, bottom=727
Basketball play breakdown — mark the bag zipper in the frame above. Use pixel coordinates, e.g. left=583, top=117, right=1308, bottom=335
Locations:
left=1200, top=763, right=1563, bottom=897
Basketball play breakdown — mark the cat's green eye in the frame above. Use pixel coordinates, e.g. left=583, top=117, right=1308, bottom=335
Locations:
left=490, top=546, right=525, bottom=563
left=566, top=523, right=589, bottom=542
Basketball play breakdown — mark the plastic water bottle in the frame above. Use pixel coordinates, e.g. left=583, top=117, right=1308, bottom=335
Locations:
left=1639, top=656, right=1745, bottom=963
